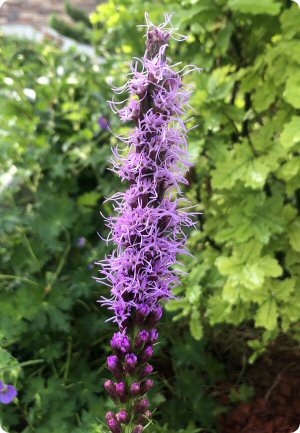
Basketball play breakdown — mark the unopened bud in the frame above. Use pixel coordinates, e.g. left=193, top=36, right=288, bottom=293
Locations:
left=141, top=345, right=154, bottom=362
left=147, top=306, right=163, bottom=326
left=135, top=330, right=149, bottom=348
left=117, top=409, right=129, bottom=424
left=134, top=397, right=150, bottom=414
left=135, top=305, right=150, bottom=325
left=111, top=332, right=131, bottom=354
left=142, top=379, right=154, bottom=393
left=116, top=382, right=126, bottom=395
left=137, top=410, right=152, bottom=425
left=130, top=382, right=141, bottom=396
left=105, top=411, right=116, bottom=422
left=133, top=424, right=144, bottom=433
left=141, top=363, right=153, bottom=377
left=149, top=328, right=159, bottom=343
left=104, top=380, right=116, bottom=398
left=107, top=355, right=123, bottom=379
left=107, top=417, right=122, bottom=433
left=125, top=353, right=138, bottom=374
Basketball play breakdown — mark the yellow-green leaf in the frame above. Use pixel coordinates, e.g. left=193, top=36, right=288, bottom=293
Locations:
left=255, top=299, right=278, bottom=330
left=288, top=219, right=300, bottom=251
left=280, top=117, right=300, bottom=149
left=189, top=309, right=203, bottom=341
left=284, top=76, right=300, bottom=109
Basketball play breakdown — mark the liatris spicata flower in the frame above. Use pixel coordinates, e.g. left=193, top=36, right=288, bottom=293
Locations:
left=0, top=381, right=17, bottom=404
left=97, top=14, right=197, bottom=433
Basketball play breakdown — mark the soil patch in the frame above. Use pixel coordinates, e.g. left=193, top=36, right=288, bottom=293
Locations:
left=218, top=343, right=300, bottom=433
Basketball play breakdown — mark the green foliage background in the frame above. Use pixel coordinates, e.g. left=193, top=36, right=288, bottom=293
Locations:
left=1, top=0, right=300, bottom=432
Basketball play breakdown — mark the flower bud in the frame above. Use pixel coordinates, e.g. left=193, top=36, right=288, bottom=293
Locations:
left=117, top=409, right=129, bottom=424
left=105, top=411, right=116, bottom=422
left=125, top=353, right=138, bottom=374
left=135, top=305, right=150, bottom=325
left=141, top=363, right=153, bottom=377
left=107, top=355, right=123, bottom=379
left=107, top=417, right=122, bottom=433
left=144, top=409, right=152, bottom=419
left=147, top=306, right=163, bottom=326
left=137, top=410, right=152, bottom=425
left=111, top=332, right=131, bottom=353
left=116, top=382, right=126, bottom=399
left=130, top=382, right=141, bottom=396
left=133, top=425, right=144, bottom=433
left=134, top=397, right=150, bottom=414
left=141, top=345, right=154, bottom=362
left=149, top=328, right=159, bottom=343
left=135, top=330, right=149, bottom=348
left=142, top=379, right=154, bottom=393
left=104, top=380, right=116, bottom=398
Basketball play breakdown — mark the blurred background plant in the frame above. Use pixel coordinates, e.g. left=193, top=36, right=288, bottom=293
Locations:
left=50, top=1, right=93, bottom=44
left=0, top=0, right=300, bottom=432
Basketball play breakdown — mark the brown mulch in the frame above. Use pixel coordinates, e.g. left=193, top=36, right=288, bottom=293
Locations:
left=217, top=344, right=300, bottom=433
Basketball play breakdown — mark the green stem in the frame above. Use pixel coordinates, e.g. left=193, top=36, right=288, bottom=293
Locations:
left=63, top=337, right=73, bottom=384
left=19, top=359, right=45, bottom=368
left=46, top=228, right=70, bottom=291
left=0, top=274, right=39, bottom=287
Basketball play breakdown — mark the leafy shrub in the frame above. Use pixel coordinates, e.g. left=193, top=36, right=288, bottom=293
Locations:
left=91, top=0, right=300, bottom=354
left=0, top=37, right=115, bottom=432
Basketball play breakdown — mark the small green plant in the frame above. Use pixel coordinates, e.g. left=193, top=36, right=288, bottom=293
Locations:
left=229, top=384, right=255, bottom=404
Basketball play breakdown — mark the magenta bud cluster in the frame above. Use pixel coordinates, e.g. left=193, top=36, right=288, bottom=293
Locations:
left=97, top=14, right=195, bottom=433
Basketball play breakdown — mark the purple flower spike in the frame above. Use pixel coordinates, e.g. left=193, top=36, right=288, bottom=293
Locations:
left=98, top=13, right=197, bottom=430
left=0, top=381, right=17, bottom=404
